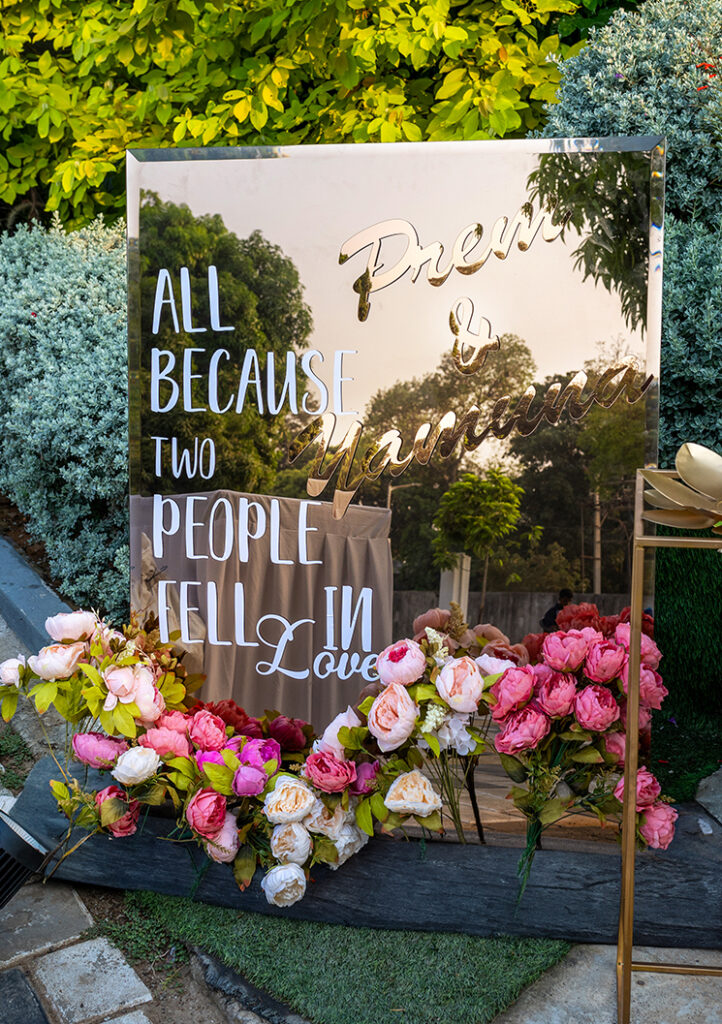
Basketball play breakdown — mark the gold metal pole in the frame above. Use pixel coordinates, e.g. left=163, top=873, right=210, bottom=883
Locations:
left=616, top=529, right=645, bottom=1024
left=631, top=962, right=722, bottom=977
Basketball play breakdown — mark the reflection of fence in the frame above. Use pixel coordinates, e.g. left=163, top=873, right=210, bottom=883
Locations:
left=393, top=591, right=628, bottom=640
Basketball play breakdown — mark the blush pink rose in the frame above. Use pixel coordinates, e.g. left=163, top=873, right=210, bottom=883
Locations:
left=534, top=671, right=577, bottom=718
left=304, top=750, right=357, bottom=793
left=349, top=760, right=380, bottom=796
left=639, top=801, right=678, bottom=850
left=103, top=665, right=137, bottom=703
left=185, top=788, right=227, bottom=839
left=614, top=623, right=661, bottom=669
left=188, top=709, right=228, bottom=751
left=604, top=731, right=626, bottom=764
left=232, top=764, right=267, bottom=796
left=317, top=706, right=362, bottom=760
left=204, top=811, right=240, bottom=863
left=376, top=639, right=427, bottom=686
left=489, top=666, right=535, bottom=722
left=614, top=766, right=661, bottom=810
left=367, top=682, right=418, bottom=753
left=138, top=726, right=191, bottom=759
left=436, top=656, right=484, bottom=713
left=574, top=685, right=621, bottom=731
left=132, top=671, right=165, bottom=724
left=621, top=664, right=669, bottom=710
left=45, top=610, right=98, bottom=642
left=95, top=785, right=140, bottom=838
left=542, top=631, right=588, bottom=672
left=72, top=732, right=128, bottom=769
left=585, top=640, right=627, bottom=683
left=29, top=642, right=86, bottom=681
left=495, top=705, right=550, bottom=754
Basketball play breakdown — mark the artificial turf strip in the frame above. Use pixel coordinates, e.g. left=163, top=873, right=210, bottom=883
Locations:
left=127, top=890, right=570, bottom=1024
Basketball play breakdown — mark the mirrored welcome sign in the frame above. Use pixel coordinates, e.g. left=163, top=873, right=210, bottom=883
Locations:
left=127, top=138, right=665, bottom=725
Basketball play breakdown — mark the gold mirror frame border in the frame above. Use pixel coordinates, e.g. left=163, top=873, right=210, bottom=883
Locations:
left=616, top=469, right=722, bottom=1024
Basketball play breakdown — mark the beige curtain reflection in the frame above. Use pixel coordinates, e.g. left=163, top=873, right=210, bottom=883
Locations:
left=129, top=492, right=392, bottom=725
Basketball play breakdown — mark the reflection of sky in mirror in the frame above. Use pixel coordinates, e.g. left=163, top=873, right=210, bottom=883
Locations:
left=133, top=142, right=648, bottom=433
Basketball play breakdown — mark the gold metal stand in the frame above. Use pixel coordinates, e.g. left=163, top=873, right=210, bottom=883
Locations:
left=616, top=469, right=722, bottom=1024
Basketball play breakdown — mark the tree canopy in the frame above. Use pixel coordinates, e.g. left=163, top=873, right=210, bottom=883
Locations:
left=0, top=0, right=590, bottom=228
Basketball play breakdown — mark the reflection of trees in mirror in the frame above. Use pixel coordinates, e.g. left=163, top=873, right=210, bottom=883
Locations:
left=527, top=150, right=651, bottom=331
left=347, top=336, right=536, bottom=589
left=138, top=194, right=312, bottom=494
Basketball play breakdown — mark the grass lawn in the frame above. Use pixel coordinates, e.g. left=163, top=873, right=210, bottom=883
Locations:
left=650, top=706, right=721, bottom=802
left=123, top=889, right=569, bottom=1024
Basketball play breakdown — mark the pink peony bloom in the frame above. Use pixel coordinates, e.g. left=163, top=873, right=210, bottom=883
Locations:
left=620, top=699, right=652, bottom=734
left=196, top=749, right=225, bottom=772
left=489, top=666, right=535, bottom=722
left=95, top=785, right=140, bottom=838
left=238, top=737, right=282, bottom=772
left=585, top=640, right=627, bottom=683
left=534, top=671, right=577, bottom=719
left=132, top=671, right=165, bottom=724
left=436, top=656, right=484, bottom=713
left=157, top=710, right=190, bottom=735
left=138, top=726, right=191, bottom=759
left=376, top=639, right=426, bottom=687
left=621, top=664, right=669, bottom=711
left=185, top=788, right=227, bottom=839
left=574, top=685, right=621, bottom=732
left=639, top=801, right=678, bottom=850
left=317, top=706, right=362, bottom=760
left=72, top=731, right=128, bottom=769
left=614, top=623, right=661, bottom=668
left=304, top=750, right=357, bottom=793
left=45, top=610, right=98, bottom=642
left=542, top=631, right=588, bottom=672
left=349, top=760, right=380, bottom=796
left=367, top=682, right=418, bottom=753
left=29, top=642, right=86, bottom=681
left=103, top=665, right=138, bottom=704
left=232, top=764, right=267, bottom=796
left=614, top=766, right=661, bottom=810
left=604, top=731, right=626, bottom=764
left=204, top=811, right=240, bottom=863
left=188, top=708, right=228, bottom=751
left=495, top=705, right=550, bottom=754
left=0, top=656, right=25, bottom=685
left=268, top=715, right=308, bottom=752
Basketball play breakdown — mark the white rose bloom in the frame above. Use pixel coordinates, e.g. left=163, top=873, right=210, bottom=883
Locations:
left=384, top=770, right=442, bottom=818
left=317, top=705, right=362, bottom=760
left=263, top=775, right=315, bottom=824
left=45, top=610, right=98, bottom=642
left=329, top=823, right=369, bottom=870
left=270, top=822, right=313, bottom=865
left=261, top=863, right=307, bottom=907
left=303, top=798, right=346, bottom=839
left=437, top=713, right=476, bottom=755
left=0, top=656, right=25, bottom=686
left=475, top=653, right=516, bottom=676
left=112, top=746, right=161, bottom=786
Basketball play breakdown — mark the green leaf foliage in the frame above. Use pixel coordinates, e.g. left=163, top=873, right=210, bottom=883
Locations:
left=0, top=0, right=583, bottom=228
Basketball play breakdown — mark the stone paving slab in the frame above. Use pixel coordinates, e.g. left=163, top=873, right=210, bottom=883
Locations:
left=696, top=768, right=722, bottom=826
left=0, top=882, right=93, bottom=967
left=493, top=944, right=722, bottom=1024
left=0, top=968, right=50, bottom=1024
left=31, top=937, right=152, bottom=1024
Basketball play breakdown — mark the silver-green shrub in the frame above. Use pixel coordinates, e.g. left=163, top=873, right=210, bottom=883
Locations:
left=0, top=217, right=129, bottom=620
left=541, top=0, right=722, bottom=228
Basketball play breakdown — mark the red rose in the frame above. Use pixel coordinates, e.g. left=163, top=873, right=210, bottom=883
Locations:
left=268, top=715, right=309, bottom=752
left=521, top=632, right=546, bottom=665
left=556, top=602, right=602, bottom=633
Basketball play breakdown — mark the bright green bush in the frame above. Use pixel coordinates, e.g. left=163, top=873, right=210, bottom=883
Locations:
left=0, top=0, right=586, bottom=227
left=0, top=217, right=130, bottom=620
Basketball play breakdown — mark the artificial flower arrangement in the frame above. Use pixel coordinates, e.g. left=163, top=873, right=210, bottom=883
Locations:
left=0, top=599, right=677, bottom=908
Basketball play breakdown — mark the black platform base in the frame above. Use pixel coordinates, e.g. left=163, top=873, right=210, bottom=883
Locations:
left=10, top=758, right=721, bottom=947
